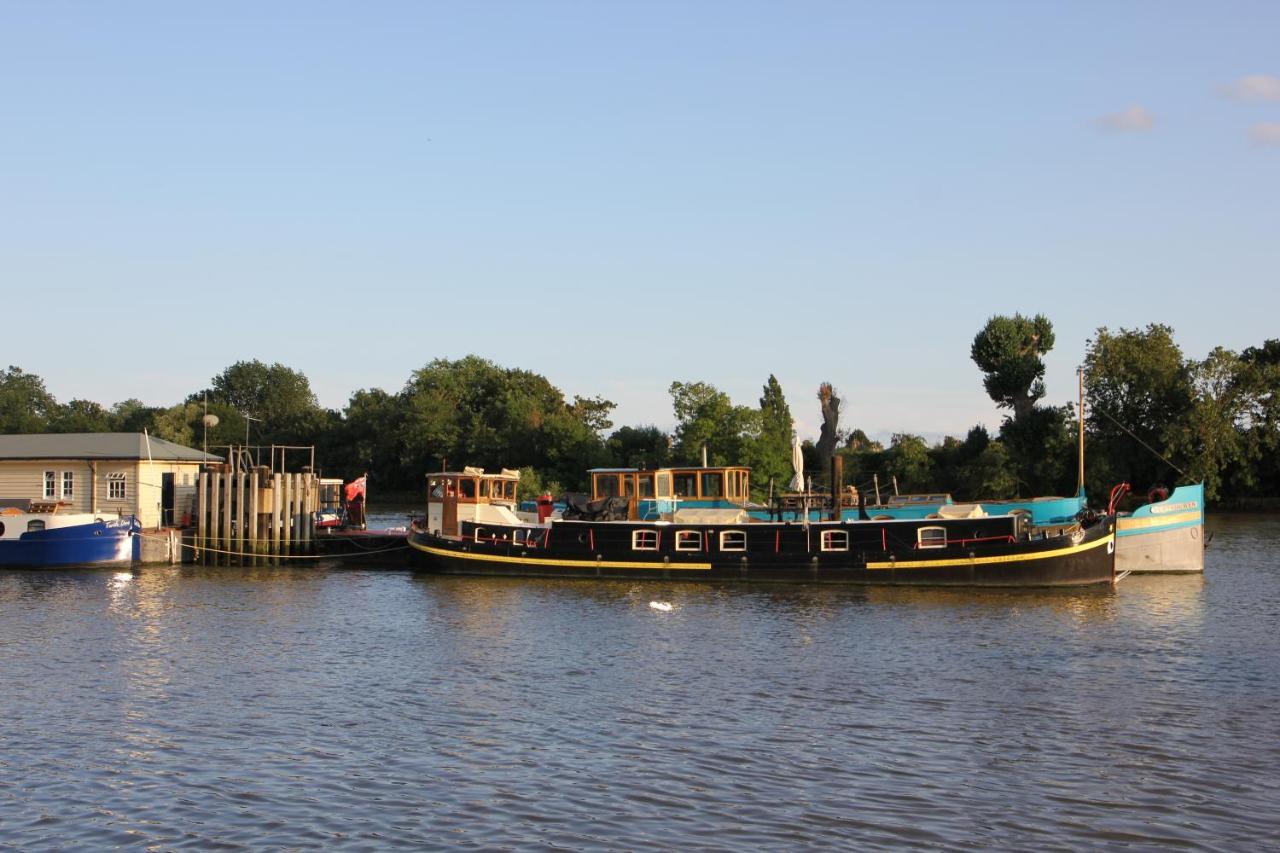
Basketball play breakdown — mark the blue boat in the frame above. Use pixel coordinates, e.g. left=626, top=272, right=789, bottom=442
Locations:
left=0, top=510, right=140, bottom=569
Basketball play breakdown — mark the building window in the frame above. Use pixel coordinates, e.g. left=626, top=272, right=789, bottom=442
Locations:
left=821, top=529, right=849, bottom=551
left=675, top=530, right=702, bottom=552
left=27, top=520, right=46, bottom=533
left=62, top=471, right=74, bottom=499
left=44, top=471, right=56, bottom=499
left=720, top=530, right=747, bottom=551
left=632, top=529, right=658, bottom=551
left=918, top=526, right=947, bottom=549
left=108, top=473, right=127, bottom=501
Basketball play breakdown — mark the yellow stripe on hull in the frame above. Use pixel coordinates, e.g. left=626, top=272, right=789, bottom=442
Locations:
left=865, top=532, right=1113, bottom=570
left=409, top=539, right=713, bottom=571
left=1117, top=511, right=1202, bottom=532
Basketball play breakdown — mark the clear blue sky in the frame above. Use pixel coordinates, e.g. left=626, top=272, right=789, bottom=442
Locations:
left=3, top=2, right=1277, bottom=441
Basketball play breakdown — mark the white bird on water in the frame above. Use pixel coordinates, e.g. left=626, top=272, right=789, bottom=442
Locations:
left=649, top=601, right=673, bottom=612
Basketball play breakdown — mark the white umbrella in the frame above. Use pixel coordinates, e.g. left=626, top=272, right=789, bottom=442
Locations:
left=788, top=435, right=804, bottom=492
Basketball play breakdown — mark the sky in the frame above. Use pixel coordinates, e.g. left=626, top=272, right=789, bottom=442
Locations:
left=2, top=2, right=1278, bottom=442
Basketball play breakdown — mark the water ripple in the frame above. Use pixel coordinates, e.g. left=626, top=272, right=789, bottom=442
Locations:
left=2, top=515, right=1279, bottom=848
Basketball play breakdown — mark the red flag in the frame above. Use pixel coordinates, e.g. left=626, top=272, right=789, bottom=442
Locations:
left=345, top=476, right=366, bottom=502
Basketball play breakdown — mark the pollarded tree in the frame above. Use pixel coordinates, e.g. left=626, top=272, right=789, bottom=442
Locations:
left=971, top=314, right=1056, bottom=420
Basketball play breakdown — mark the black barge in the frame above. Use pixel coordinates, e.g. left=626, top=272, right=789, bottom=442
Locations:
left=407, top=469, right=1116, bottom=588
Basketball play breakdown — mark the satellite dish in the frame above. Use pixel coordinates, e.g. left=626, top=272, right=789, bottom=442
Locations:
left=202, top=414, right=220, bottom=428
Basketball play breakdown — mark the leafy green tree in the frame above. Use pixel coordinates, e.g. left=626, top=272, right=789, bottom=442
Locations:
left=669, top=380, right=759, bottom=466
left=1165, top=347, right=1250, bottom=501
left=955, top=440, right=1018, bottom=500
left=883, top=433, right=932, bottom=492
left=111, top=399, right=160, bottom=433
left=607, top=425, right=672, bottom=469
left=1233, top=340, right=1280, bottom=497
left=971, top=314, right=1056, bottom=419
left=1084, top=325, right=1194, bottom=496
left=745, top=375, right=794, bottom=498
left=398, top=356, right=612, bottom=492
left=0, top=366, right=57, bottom=433
left=193, top=360, right=325, bottom=445
left=48, top=399, right=114, bottom=433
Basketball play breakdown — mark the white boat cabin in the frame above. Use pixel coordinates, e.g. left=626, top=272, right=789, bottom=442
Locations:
left=425, top=467, right=523, bottom=537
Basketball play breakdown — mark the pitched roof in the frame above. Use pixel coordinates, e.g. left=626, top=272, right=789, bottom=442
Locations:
left=0, top=433, right=223, bottom=462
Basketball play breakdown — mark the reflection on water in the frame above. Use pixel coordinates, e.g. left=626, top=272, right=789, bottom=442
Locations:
left=1, top=515, right=1278, bottom=848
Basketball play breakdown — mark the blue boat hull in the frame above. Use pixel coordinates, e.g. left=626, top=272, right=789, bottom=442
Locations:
left=0, top=518, right=139, bottom=569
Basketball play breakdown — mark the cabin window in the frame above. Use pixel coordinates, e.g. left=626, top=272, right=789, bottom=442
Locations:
left=821, top=529, right=849, bottom=551
left=632, top=529, right=659, bottom=551
left=720, top=530, right=747, bottom=552
left=459, top=479, right=476, bottom=499
left=479, top=479, right=490, bottom=498
left=107, top=473, right=127, bottom=500
left=429, top=479, right=444, bottom=499
left=623, top=476, right=635, bottom=498
left=27, top=520, right=46, bottom=533
left=473, top=527, right=487, bottom=543
left=675, top=530, right=702, bottom=551
left=44, top=471, right=56, bottom=500
left=499, top=481, right=515, bottom=501
left=0, top=521, right=4, bottom=536
left=655, top=473, right=672, bottom=498
left=918, top=526, right=947, bottom=549
left=596, top=474, right=620, bottom=498
left=673, top=473, right=697, bottom=498
left=61, top=471, right=74, bottom=499
left=638, top=474, right=655, bottom=498
left=700, top=472, right=724, bottom=499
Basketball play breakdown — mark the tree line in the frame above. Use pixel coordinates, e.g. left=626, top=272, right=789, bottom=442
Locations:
left=3, top=316, right=1278, bottom=505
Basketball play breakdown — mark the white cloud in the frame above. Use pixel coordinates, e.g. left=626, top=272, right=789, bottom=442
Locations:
left=1223, top=74, right=1280, bottom=102
left=1251, top=122, right=1280, bottom=146
left=1096, top=104, right=1155, bottom=133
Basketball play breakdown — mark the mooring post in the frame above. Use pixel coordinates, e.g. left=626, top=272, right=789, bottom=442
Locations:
left=221, top=470, right=233, bottom=568
left=270, top=472, right=282, bottom=561
left=209, top=470, right=222, bottom=566
left=197, top=471, right=207, bottom=563
left=249, top=468, right=260, bottom=567
left=282, top=473, right=294, bottom=559
left=235, top=470, right=246, bottom=566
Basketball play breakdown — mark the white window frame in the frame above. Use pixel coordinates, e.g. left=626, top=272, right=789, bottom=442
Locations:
left=632, top=529, right=659, bottom=551
left=821, top=529, right=849, bottom=552
left=473, top=526, right=487, bottom=543
left=107, top=472, right=127, bottom=501
left=719, top=530, right=747, bottom=552
left=44, top=471, right=56, bottom=499
left=918, top=526, right=948, bottom=549
left=674, top=530, right=702, bottom=552
left=61, top=471, right=74, bottom=499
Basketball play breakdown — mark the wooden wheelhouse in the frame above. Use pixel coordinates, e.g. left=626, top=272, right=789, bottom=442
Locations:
left=425, top=467, right=521, bottom=537
left=588, top=466, right=751, bottom=520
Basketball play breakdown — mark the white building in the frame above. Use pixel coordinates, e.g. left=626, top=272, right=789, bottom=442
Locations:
left=0, top=433, right=222, bottom=529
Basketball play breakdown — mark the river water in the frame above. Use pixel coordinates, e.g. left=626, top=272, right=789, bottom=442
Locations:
left=1, top=514, right=1278, bottom=850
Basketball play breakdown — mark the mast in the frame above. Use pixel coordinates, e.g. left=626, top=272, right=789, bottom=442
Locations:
left=1077, top=367, right=1085, bottom=493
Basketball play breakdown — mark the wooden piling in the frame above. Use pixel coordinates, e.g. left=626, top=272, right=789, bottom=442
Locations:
left=221, top=468, right=233, bottom=567
left=271, top=473, right=281, bottom=560
left=249, top=469, right=260, bottom=566
left=235, top=470, right=246, bottom=565
left=197, top=471, right=207, bottom=563
left=209, top=470, right=222, bottom=566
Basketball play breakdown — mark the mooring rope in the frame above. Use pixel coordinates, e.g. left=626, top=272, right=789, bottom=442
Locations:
left=135, top=531, right=411, bottom=560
